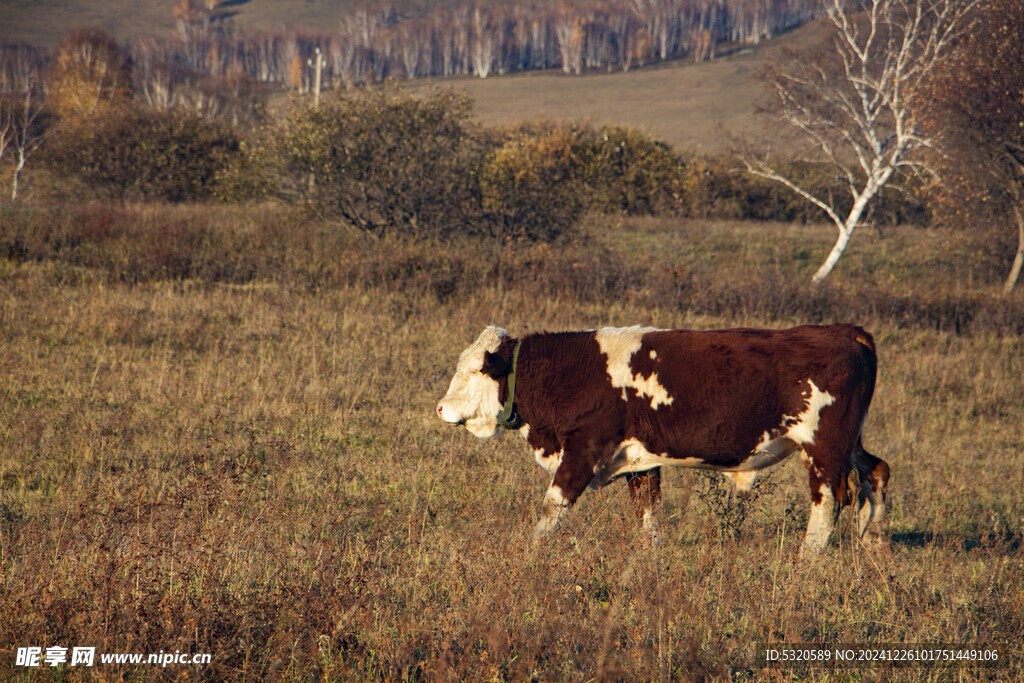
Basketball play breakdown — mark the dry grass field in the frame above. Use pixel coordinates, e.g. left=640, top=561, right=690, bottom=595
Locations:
left=1, top=203, right=1022, bottom=680
left=1, top=0, right=566, bottom=48
left=0, top=0, right=445, bottom=47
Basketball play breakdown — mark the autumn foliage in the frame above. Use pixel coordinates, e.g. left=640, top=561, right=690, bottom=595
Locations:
left=481, top=125, right=585, bottom=241
left=915, top=0, right=1024, bottom=293
left=47, top=29, right=132, bottom=122
left=44, top=106, right=240, bottom=201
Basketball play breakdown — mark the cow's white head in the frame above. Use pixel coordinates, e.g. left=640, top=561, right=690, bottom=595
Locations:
left=437, top=326, right=509, bottom=438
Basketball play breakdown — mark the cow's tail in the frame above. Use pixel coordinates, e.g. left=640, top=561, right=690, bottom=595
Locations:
left=851, top=327, right=876, bottom=355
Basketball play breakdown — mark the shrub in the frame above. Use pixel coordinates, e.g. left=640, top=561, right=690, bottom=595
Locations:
left=485, top=121, right=685, bottom=219
left=44, top=106, right=242, bottom=202
left=576, top=125, right=685, bottom=215
left=274, top=87, right=487, bottom=239
left=212, top=136, right=274, bottom=203
left=480, top=126, right=583, bottom=242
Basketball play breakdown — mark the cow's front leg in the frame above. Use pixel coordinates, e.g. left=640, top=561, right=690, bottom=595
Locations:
left=533, top=439, right=609, bottom=541
left=534, top=485, right=572, bottom=539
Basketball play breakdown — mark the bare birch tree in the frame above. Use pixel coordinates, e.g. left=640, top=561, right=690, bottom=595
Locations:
left=0, top=98, right=12, bottom=177
left=8, top=85, right=46, bottom=201
left=743, top=0, right=975, bottom=283
left=470, top=7, right=498, bottom=78
left=554, top=7, right=585, bottom=74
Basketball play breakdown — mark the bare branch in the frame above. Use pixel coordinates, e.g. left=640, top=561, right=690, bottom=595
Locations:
left=746, top=0, right=975, bottom=282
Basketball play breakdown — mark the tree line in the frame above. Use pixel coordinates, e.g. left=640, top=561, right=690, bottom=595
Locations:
left=165, top=0, right=818, bottom=87
left=4, top=0, right=819, bottom=95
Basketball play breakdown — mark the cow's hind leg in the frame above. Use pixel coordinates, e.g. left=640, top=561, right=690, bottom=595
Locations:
left=852, top=440, right=889, bottom=549
left=626, top=468, right=662, bottom=545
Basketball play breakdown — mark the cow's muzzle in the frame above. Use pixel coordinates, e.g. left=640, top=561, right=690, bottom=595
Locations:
left=436, top=402, right=466, bottom=426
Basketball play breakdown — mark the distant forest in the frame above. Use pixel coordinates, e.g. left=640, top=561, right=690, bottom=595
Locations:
left=2, top=0, right=818, bottom=99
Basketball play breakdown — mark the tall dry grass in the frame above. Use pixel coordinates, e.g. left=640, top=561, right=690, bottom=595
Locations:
left=1, top=203, right=1022, bottom=680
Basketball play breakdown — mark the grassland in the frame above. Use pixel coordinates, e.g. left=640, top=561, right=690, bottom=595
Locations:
left=1, top=203, right=1022, bottom=680
left=0, top=0, right=566, bottom=48
left=0, top=0, right=449, bottom=47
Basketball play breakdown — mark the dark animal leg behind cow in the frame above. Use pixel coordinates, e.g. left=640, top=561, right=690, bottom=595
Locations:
left=626, top=469, right=662, bottom=544
left=851, top=440, right=889, bottom=549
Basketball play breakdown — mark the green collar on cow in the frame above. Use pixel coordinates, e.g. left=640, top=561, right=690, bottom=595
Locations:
left=496, top=341, right=522, bottom=430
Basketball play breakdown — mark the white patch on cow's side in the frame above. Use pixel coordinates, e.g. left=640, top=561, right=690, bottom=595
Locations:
left=534, top=448, right=563, bottom=477
left=534, top=485, right=570, bottom=539
left=649, top=350, right=657, bottom=360
left=590, top=438, right=704, bottom=488
left=752, top=379, right=835, bottom=470
left=785, top=379, right=835, bottom=445
left=595, top=326, right=673, bottom=409
left=800, top=484, right=836, bottom=557
left=725, top=470, right=758, bottom=494
left=437, top=326, right=507, bottom=438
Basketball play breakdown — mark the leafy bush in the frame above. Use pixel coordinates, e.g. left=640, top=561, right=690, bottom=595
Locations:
left=480, top=126, right=583, bottom=242
left=44, top=107, right=242, bottom=201
left=576, top=125, right=685, bottom=215
left=275, top=87, right=487, bottom=239
left=486, top=121, right=685, bottom=218
left=212, top=137, right=274, bottom=203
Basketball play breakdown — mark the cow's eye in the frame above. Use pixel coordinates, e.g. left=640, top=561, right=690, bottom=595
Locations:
left=468, top=369, right=480, bottom=376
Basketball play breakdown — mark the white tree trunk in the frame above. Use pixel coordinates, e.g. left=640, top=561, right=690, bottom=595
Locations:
left=1003, top=204, right=1024, bottom=296
left=811, top=170, right=892, bottom=282
left=744, top=0, right=974, bottom=284
left=812, top=225, right=854, bottom=283
left=11, top=152, right=23, bottom=201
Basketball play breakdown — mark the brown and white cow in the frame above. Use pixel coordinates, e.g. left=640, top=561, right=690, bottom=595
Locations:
left=437, top=324, right=889, bottom=554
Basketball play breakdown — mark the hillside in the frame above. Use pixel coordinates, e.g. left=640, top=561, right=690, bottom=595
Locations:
left=409, top=20, right=823, bottom=152
left=0, top=0, right=401, bottom=47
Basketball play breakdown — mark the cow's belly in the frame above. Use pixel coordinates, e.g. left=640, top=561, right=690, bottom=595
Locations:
left=589, top=435, right=801, bottom=489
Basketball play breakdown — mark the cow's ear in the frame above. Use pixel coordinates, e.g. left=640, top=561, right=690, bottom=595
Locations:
left=482, top=350, right=510, bottom=378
